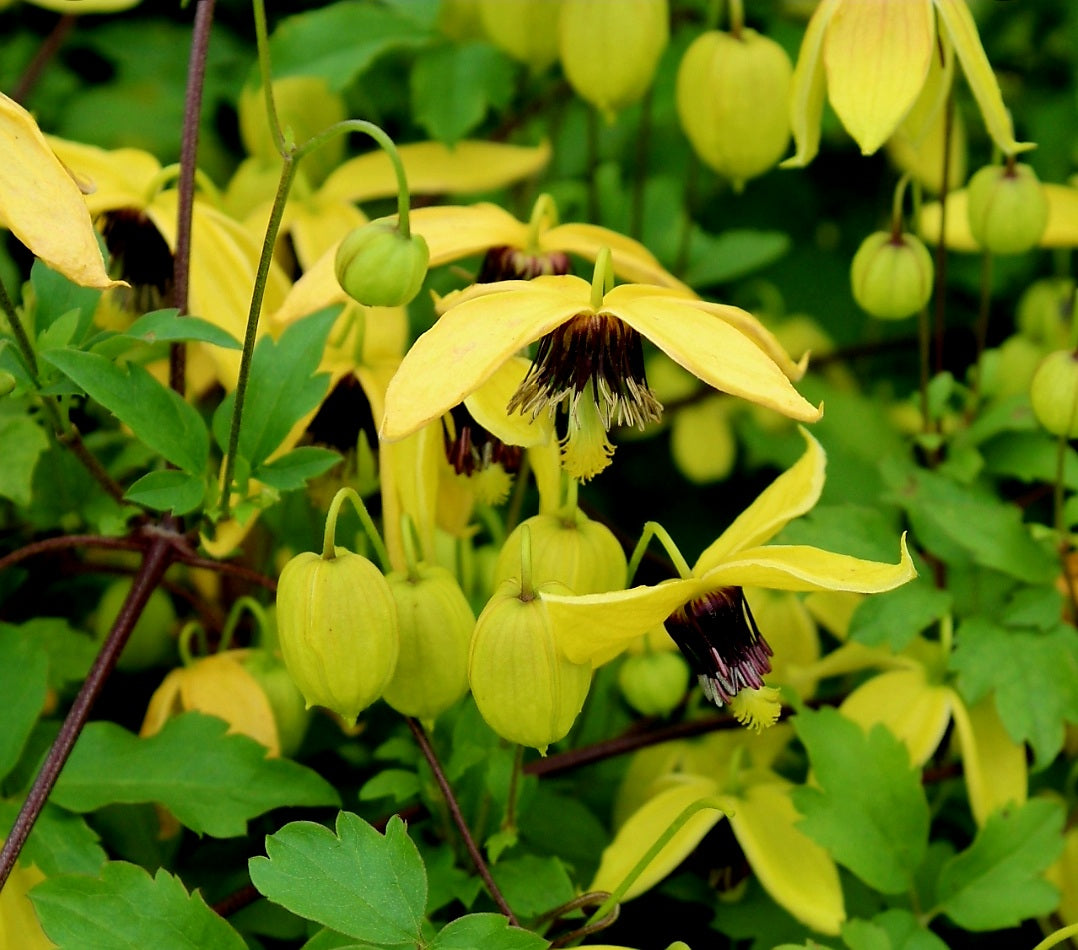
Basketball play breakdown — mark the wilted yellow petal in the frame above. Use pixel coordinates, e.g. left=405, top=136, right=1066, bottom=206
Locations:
left=0, top=97, right=119, bottom=289
left=950, top=692, right=1027, bottom=827
left=783, top=0, right=840, bottom=167
left=823, top=0, right=935, bottom=155
left=730, top=781, right=845, bottom=935
left=381, top=423, right=442, bottom=572
left=695, top=429, right=825, bottom=573
left=178, top=653, right=280, bottom=756
left=463, top=356, right=553, bottom=449
left=0, top=858, right=53, bottom=950
left=888, top=99, right=967, bottom=196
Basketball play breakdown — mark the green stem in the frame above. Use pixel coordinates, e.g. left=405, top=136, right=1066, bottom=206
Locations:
left=321, top=487, right=391, bottom=571
left=726, top=0, right=744, bottom=37
left=969, top=248, right=994, bottom=407
left=519, top=523, right=534, bottom=599
left=890, top=173, right=912, bottom=240
left=931, top=93, right=955, bottom=374
left=562, top=476, right=579, bottom=518
left=626, top=521, right=693, bottom=584
left=219, top=595, right=268, bottom=653
left=400, top=513, right=421, bottom=580
left=0, top=276, right=38, bottom=379
left=590, top=246, right=613, bottom=310
left=178, top=622, right=205, bottom=666
left=1031, top=922, right=1078, bottom=950
left=251, top=0, right=286, bottom=156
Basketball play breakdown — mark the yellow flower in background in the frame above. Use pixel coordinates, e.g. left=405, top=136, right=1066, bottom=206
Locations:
left=0, top=94, right=119, bottom=290
left=592, top=728, right=845, bottom=936
left=784, top=0, right=1031, bottom=166
left=921, top=184, right=1078, bottom=252
left=0, top=854, right=54, bottom=949
left=1, top=0, right=139, bottom=9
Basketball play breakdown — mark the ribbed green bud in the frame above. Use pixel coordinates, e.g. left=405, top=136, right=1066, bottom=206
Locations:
left=469, top=578, right=592, bottom=753
left=335, top=223, right=429, bottom=307
left=1017, top=278, right=1074, bottom=348
left=1031, top=350, right=1078, bottom=438
left=676, top=28, right=791, bottom=191
left=618, top=650, right=690, bottom=717
left=276, top=547, right=399, bottom=725
left=382, top=565, right=476, bottom=720
left=850, top=230, right=934, bottom=320
left=493, top=509, right=626, bottom=594
left=241, top=650, right=311, bottom=758
left=967, top=162, right=1048, bottom=255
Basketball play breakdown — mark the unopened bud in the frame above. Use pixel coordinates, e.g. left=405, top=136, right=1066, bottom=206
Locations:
left=335, top=223, right=429, bottom=307
left=967, top=162, right=1048, bottom=255
left=850, top=230, right=934, bottom=320
left=1031, top=349, right=1078, bottom=438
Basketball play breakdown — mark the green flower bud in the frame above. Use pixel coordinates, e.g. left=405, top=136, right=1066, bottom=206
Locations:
left=558, top=0, right=669, bottom=118
left=93, top=579, right=177, bottom=671
left=618, top=650, right=690, bottom=717
left=967, top=162, right=1048, bottom=255
left=1017, top=278, right=1074, bottom=348
left=469, top=578, right=592, bottom=753
left=382, top=565, right=476, bottom=721
left=982, top=335, right=1045, bottom=400
left=676, top=28, right=791, bottom=191
left=850, top=230, right=934, bottom=321
left=276, top=547, right=399, bottom=725
left=493, top=509, right=627, bottom=595
left=1031, top=349, right=1078, bottom=438
left=0, top=370, right=16, bottom=397
left=477, top=0, right=561, bottom=71
left=241, top=650, right=311, bottom=758
left=335, top=223, right=429, bottom=308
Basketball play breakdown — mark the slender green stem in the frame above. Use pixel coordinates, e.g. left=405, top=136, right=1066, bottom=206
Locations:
left=0, top=276, right=38, bottom=379
left=519, top=523, right=534, bottom=599
left=969, top=249, right=994, bottom=407
left=727, top=0, right=744, bottom=37
left=590, top=247, right=613, bottom=310
left=321, top=487, right=391, bottom=571
left=562, top=476, right=579, bottom=518
left=178, top=622, right=204, bottom=667
left=219, top=595, right=268, bottom=652
left=400, top=513, right=421, bottom=580
left=1032, top=922, right=1078, bottom=950
left=890, top=173, right=912, bottom=239
left=626, top=521, right=693, bottom=584
left=251, top=0, right=286, bottom=156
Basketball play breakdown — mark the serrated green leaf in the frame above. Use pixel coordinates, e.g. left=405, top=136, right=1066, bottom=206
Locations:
left=31, top=861, right=247, bottom=950
left=950, top=618, right=1078, bottom=767
left=2, top=618, right=98, bottom=691
left=848, top=577, right=952, bottom=650
left=0, top=801, right=105, bottom=877
left=123, top=309, right=242, bottom=350
left=255, top=446, right=341, bottom=491
left=682, top=228, right=790, bottom=287
left=420, top=843, right=483, bottom=916
left=933, top=799, right=1063, bottom=930
left=42, top=349, right=209, bottom=474
left=429, top=913, right=548, bottom=950
left=0, top=414, right=49, bottom=506
left=490, top=855, right=575, bottom=919
left=249, top=813, right=426, bottom=947
left=50, top=713, right=339, bottom=837
left=0, top=624, right=49, bottom=782
left=124, top=469, right=206, bottom=515
left=792, top=708, right=929, bottom=894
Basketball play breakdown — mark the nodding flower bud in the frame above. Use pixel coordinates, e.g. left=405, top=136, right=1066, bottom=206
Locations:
left=967, top=162, right=1048, bottom=255
left=335, top=222, right=429, bottom=308
left=381, top=565, right=476, bottom=721
left=0, top=370, right=16, bottom=397
left=676, top=28, right=792, bottom=191
left=1017, top=278, right=1074, bottom=348
left=617, top=649, right=690, bottom=717
left=275, top=547, right=399, bottom=725
left=242, top=650, right=311, bottom=758
left=850, top=230, right=934, bottom=321
left=477, top=0, right=562, bottom=72
left=1030, top=349, right=1078, bottom=438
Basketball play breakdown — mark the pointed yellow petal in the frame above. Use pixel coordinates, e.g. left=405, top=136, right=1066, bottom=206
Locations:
left=0, top=99, right=120, bottom=289
left=380, top=279, right=586, bottom=440
left=589, top=777, right=724, bottom=901
left=745, top=588, right=821, bottom=700
left=381, top=422, right=442, bottom=572
left=463, top=356, right=554, bottom=448
left=290, top=197, right=368, bottom=273
left=0, top=860, right=53, bottom=950
left=782, top=0, right=840, bottom=167
left=319, top=140, right=551, bottom=205
left=139, top=668, right=185, bottom=737
left=606, top=289, right=821, bottom=424
left=542, top=576, right=709, bottom=666
left=543, top=222, right=693, bottom=292
left=699, top=535, right=917, bottom=594
left=840, top=668, right=952, bottom=765
left=46, top=136, right=160, bottom=213
left=406, top=203, right=530, bottom=268
left=950, top=692, right=1027, bottom=827
left=919, top=190, right=977, bottom=251
left=801, top=639, right=915, bottom=680
left=730, top=782, right=845, bottom=935
left=695, top=429, right=825, bottom=573
left=934, top=0, right=1033, bottom=156
left=529, top=437, right=564, bottom=515
left=677, top=298, right=807, bottom=380
left=823, top=0, right=935, bottom=156
left=178, top=654, right=280, bottom=756
left=613, top=742, right=695, bottom=828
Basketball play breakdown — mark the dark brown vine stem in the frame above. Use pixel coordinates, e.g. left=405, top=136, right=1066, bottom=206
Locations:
left=0, top=529, right=176, bottom=892
left=8, top=14, right=76, bottom=104
left=0, top=534, right=144, bottom=574
left=406, top=717, right=519, bottom=927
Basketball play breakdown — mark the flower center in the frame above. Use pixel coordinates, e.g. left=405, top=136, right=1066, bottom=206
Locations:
left=101, top=208, right=174, bottom=314
left=477, top=245, right=571, bottom=282
left=441, top=405, right=523, bottom=477
left=664, top=587, right=773, bottom=708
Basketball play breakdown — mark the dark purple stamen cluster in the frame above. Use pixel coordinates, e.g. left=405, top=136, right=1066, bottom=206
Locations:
left=665, top=587, right=773, bottom=707
left=477, top=245, right=571, bottom=282
left=101, top=208, right=174, bottom=313
left=442, top=405, right=523, bottom=477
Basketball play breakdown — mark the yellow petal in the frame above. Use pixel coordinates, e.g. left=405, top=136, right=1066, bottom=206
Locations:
left=178, top=653, right=280, bottom=756
left=670, top=397, right=738, bottom=484
left=139, top=668, right=186, bottom=738
left=380, top=278, right=586, bottom=440
left=607, top=288, right=821, bottom=424
left=543, top=222, right=692, bottom=292
left=0, top=859, right=54, bottom=950
left=934, top=0, right=1033, bottom=156
left=407, top=203, right=530, bottom=267
left=613, top=742, right=694, bottom=828
left=319, top=139, right=551, bottom=205
left=695, top=428, right=825, bottom=573
left=922, top=185, right=1078, bottom=251
left=1045, top=825, right=1078, bottom=927
left=46, top=136, right=160, bottom=214
left=289, top=196, right=368, bottom=272
left=528, top=438, right=563, bottom=515
left=589, top=777, right=724, bottom=901
left=840, top=667, right=953, bottom=766
left=823, top=0, right=935, bottom=155
left=381, top=422, right=442, bottom=571
left=745, top=588, right=821, bottom=700
left=783, top=0, right=840, bottom=167
left=27, top=0, right=140, bottom=9
left=542, top=576, right=709, bottom=667
left=730, top=781, right=845, bottom=935
left=463, top=356, right=553, bottom=448
left=950, top=692, right=1027, bottom=827
left=0, top=98, right=119, bottom=289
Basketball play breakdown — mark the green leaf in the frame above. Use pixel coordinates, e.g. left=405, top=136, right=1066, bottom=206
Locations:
left=124, top=469, right=206, bottom=515
left=0, top=623, right=49, bottom=782
left=212, top=308, right=337, bottom=472
left=42, top=349, right=209, bottom=474
left=358, top=769, right=421, bottom=805
left=682, top=229, right=790, bottom=287
left=842, top=909, right=948, bottom=950
left=301, top=930, right=380, bottom=950
left=980, top=430, right=1078, bottom=488
left=269, top=2, right=434, bottom=90
left=792, top=707, right=930, bottom=894
left=950, top=617, right=1078, bottom=767
left=123, top=309, right=242, bottom=350
left=0, top=414, right=49, bottom=506
left=0, top=802, right=106, bottom=877
left=2, top=618, right=98, bottom=692
left=411, top=42, right=515, bottom=145
left=490, top=855, right=575, bottom=919
left=249, top=813, right=427, bottom=947
left=255, top=446, right=342, bottom=492
left=933, top=799, right=1063, bottom=930
left=50, top=713, right=339, bottom=837
left=31, top=256, right=101, bottom=342
left=429, top=914, right=549, bottom=950
left=848, top=577, right=953, bottom=650
left=31, top=861, right=248, bottom=950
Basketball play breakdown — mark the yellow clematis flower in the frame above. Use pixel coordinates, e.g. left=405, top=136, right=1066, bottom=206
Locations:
left=784, top=0, right=1031, bottom=166
left=0, top=94, right=118, bottom=290
left=381, top=253, right=819, bottom=481
left=592, top=728, right=845, bottom=936
left=541, top=430, right=916, bottom=723
left=1, top=0, right=139, bottom=10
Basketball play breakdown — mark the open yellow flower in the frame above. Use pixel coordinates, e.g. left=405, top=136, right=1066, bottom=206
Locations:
left=784, top=0, right=1031, bottom=166
left=381, top=252, right=818, bottom=481
left=541, top=430, right=916, bottom=721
